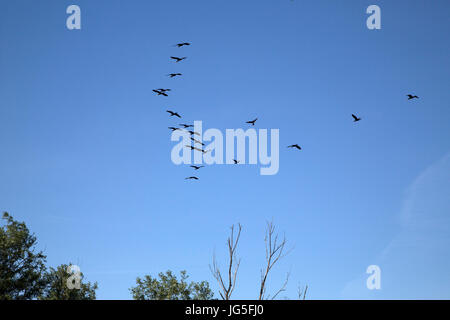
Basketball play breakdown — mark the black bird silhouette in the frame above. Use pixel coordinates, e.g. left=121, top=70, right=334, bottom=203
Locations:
left=153, top=89, right=168, bottom=96
left=167, top=110, right=181, bottom=118
left=192, top=146, right=209, bottom=154
left=190, top=146, right=209, bottom=154
left=352, top=114, right=361, bottom=122
left=190, top=165, right=204, bottom=170
left=185, top=176, right=199, bottom=180
left=407, top=94, right=419, bottom=100
left=191, top=137, right=205, bottom=146
left=168, top=127, right=181, bottom=131
left=233, top=159, right=240, bottom=164
left=186, top=130, right=200, bottom=136
left=168, top=73, right=182, bottom=78
left=175, top=42, right=191, bottom=47
left=156, top=88, right=171, bottom=92
left=288, top=144, right=302, bottom=150
left=179, top=123, right=193, bottom=128
left=246, top=118, right=258, bottom=126
left=171, top=56, right=187, bottom=62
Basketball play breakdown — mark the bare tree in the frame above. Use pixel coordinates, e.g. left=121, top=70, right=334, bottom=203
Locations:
left=258, top=220, right=291, bottom=300
left=209, top=223, right=242, bottom=300
left=211, top=221, right=296, bottom=300
left=298, top=284, right=308, bottom=300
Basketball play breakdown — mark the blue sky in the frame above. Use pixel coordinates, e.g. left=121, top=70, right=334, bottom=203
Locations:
left=1, top=0, right=449, bottom=299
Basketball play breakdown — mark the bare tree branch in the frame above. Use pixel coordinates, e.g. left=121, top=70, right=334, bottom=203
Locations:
left=209, top=223, right=242, bottom=300
left=258, top=220, right=291, bottom=300
left=271, top=271, right=290, bottom=300
left=297, top=284, right=308, bottom=300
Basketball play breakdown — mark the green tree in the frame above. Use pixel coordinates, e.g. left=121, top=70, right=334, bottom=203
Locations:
left=39, top=263, right=98, bottom=300
left=130, top=270, right=214, bottom=300
left=0, top=212, right=48, bottom=300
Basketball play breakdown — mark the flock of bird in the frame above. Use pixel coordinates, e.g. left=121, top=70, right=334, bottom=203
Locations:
left=153, top=42, right=207, bottom=180
left=154, top=42, right=256, bottom=180
left=154, top=42, right=420, bottom=181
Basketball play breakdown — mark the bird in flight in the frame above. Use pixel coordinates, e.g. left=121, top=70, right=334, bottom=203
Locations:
left=171, top=56, right=187, bottom=62
left=153, top=89, right=168, bottom=96
left=190, top=165, right=204, bottom=170
left=288, top=144, right=302, bottom=150
left=175, top=42, right=191, bottom=47
left=168, top=127, right=181, bottom=131
left=168, top=73, right=182, bottom=78
left=352, top=114, right=361, bottom=122
left=246, top=118, right=258, bottom=126
left=191, top=137, right=205, bottom=146
left=407, top=94, right=419, bottom=100
left=186, top=130, right=200, bottom=136
left=167, top=110, right=181, bottom=118
left=179, top=123, right=193, bottom=128
left=185, top=176, right=199, bottom=180
left=233, top=159, right=240, bottom=164
left=192, top=146, right=209, bottom=154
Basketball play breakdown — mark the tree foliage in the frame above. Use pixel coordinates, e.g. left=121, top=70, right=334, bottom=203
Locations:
left=130, top=270, right=214, bottom=300
left=0, top=212, right=47, bottom=300
left=39, top=264, right=98, bottom=300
